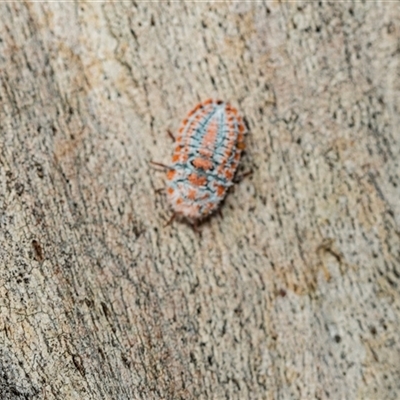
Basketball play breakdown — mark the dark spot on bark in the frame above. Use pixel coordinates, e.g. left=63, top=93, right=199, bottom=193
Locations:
left=32, top=240, right=44, bottom=261
left=121, top=353, right=131, bottom=368
left=130, top=29, right=137, bottom=40
left=35, top=163, right=44, bottom=179
left=234, top=307, right=242, bottom=315
left=85, top=298, right=94, bottom=308
left=101, top=301, right=111, bottom=318
left=334, top=334, right=341, bottom=343
left=15, top=183, right=24, bottom=196
left=98, top=347, right=105, bottom=360
left=72, top=354, right=86, bottom=377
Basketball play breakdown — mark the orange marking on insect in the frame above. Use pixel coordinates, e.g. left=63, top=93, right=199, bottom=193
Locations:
left=193, top=157, right=213, bottom=170
left=216, top=185, right=225, bottom=197
left=187, top=188, right=197, bottom=200
left=224, top=170, right=234, bottom=180
left=188, top=173, right=207, bottom=187
left=199, top=148, right=212, bottom=158
left=202, top=119, right=218, bottom=150
left=167, top=169, right=176, bottom=180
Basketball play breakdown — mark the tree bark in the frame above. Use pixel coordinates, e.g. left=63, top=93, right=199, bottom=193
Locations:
left=0, top=2, right=399, bottom=399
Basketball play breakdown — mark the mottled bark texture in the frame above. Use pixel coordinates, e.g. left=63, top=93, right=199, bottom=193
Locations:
left=0, top=2, right=399, bottom=399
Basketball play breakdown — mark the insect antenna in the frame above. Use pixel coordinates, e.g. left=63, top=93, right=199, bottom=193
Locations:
left=150, top=161, right=174, bottom=170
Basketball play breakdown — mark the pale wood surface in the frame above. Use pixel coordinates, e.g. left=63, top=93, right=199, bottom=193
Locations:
left=0, top=2, right=399, bottom=399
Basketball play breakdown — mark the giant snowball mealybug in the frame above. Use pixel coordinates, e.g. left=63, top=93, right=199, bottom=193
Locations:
left=158, top=99, right=247, bottom=224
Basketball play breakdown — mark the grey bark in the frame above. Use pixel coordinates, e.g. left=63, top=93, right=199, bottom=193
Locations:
left=0, top=2, right=399, bottom=399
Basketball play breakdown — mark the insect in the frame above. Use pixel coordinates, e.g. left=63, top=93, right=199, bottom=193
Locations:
left=152, top=99, right=247, bottom=226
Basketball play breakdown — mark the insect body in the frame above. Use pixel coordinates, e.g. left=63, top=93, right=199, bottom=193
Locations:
left=165, top=99, right=247, bottom=224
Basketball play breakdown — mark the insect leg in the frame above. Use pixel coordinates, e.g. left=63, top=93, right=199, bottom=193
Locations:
left=167, top=129, right=176, bottom=142
left=164, top=213, right=176, bottom=227
left=233, top=169, right=253, bottom=183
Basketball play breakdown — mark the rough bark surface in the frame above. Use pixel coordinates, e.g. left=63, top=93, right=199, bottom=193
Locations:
left=0, top=2, right=399, bottom=399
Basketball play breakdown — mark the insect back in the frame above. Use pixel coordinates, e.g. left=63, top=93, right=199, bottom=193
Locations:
left=165, top=99, right=247, bottom=224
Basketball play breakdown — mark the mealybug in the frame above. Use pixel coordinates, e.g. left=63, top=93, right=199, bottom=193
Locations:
left=154, top=99, right=247, bottom=225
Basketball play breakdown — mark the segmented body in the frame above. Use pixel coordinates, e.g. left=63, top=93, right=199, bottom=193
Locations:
left=166, top=99, right=246, bottom=223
